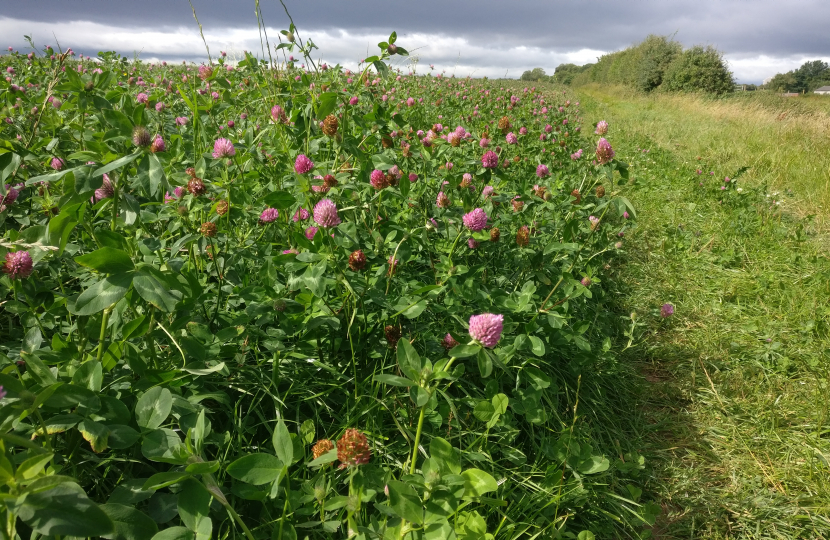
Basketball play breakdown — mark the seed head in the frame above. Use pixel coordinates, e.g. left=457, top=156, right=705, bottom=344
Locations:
left=215, top=200, right=229, bottom=216
left=441, top=333, right=459, bottom=350
left=516, top=225, right=530, bottom=247
left=384, top=325, right=402, bottom=348
left=370, top=169, right=389, bottom=190
left=595, top=185, right=606, bottom=198
left=322, top=114, right=338, bottom=136
left=200, top=222, right=217, bottom=237
left=348, top=249, right=367, bottom=271
left=132, top=126, right=151, bottom=147
left=94, top=175, right=114, bottom=202
left=570, top=189, right=581, bottom=204
left=336, top=428, right=371, bottom=468
left=188, top=178, right=206, bottom=196
left=490, top=227, right=500, bottom=242
left=312, top=439, right=334, bottom=460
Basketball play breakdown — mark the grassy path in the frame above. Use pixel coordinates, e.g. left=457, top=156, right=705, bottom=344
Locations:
left=577, top=88, right=830, bottom=538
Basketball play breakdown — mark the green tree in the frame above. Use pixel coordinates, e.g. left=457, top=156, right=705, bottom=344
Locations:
left=634, top=35, right=682, bottom=92
left=660, top=46, right=734, bottom=95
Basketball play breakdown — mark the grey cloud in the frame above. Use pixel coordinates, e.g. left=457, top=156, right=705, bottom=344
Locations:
left=4, top=0, right=830, bottom=57
left=3, top=1, right=829, bottom=83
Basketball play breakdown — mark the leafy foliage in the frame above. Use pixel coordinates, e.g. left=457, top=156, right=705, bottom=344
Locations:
left=573, top=34, right=733, bottom=95
left=0, top=25, right=651, bottom=540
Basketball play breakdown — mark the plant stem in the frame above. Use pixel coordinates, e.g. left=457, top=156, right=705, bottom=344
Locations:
left=96, top=307, right=112, bottom=363
left=409, top=355, right=458, bottom=474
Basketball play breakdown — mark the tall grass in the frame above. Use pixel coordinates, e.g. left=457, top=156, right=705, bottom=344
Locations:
left=580, top=85, right=830, bottom=231
left=577, top=85, right=830, bottom=537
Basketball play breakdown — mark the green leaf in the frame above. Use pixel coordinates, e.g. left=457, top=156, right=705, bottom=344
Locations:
left=476, top=349, right=493, bottom=378
left=491, top=393, right=509, bottom=415
left=100, top=504, right=159, bottom=540
left=71, top=272, right=133, bottom=316
left=141, top=429, right=188, bottom=464
left=273, top=418, right=293, bottom=466
left=429, top=437, right=461, bottom=475
left=316, top=92, right=339, bottom=119
left=22, top=326, right=42, bottom=354
left=523, top=366, right=551, bottom=390
left=93, top=152, right=141, bottom=178
left=448, top=344, right=480, bottom=358
left=17, top=482, right=114, bottom=537
left=226, top=453, right=284, bottom=485
left=132, top=267, right=180, bottom=312
left=15, top=453, right=54, bottom=481
left=78, top=419, right=110, bottom=452
left=460, top=469, right=498, bottom=498
left=307, top=448, right=338, bottom=468
left=401, top=299, right=428, bottom=319
left=396, top=339, right=422, bottom=380
left=528, top=335, right=545, bottom=356
left=410, top=386, right=430, bottom=407
left=577, top=531, right=596, bottom=540
left=148, top=154, right=165, bottom=197
left=143, top=472, right=191, bottom=491
left=76, top=247, right=134, bottom=274
left=102, top=109, right=134, bottom=136
left=262, top=190, right=296, bottom=209
left=373, top=374, right=416, bottom=387
left=177, top=479, right=212, bottom=536
left=473, top=400, right=496, bottom=422
left=108, top=425, right=141, bottom=449
left=48, top=203, right=84, bottom=255
left=386, top=479, right=423, bottom=525
left=122, top=315, right=149, bottom=339
left=578, top=455, right=610, bottom=475
left=135, top=387, right=173, bottom=431
left=151, top=527, right=195, bottom=540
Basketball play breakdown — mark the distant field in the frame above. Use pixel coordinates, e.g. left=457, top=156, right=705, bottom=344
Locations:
left=579, top=85, right=830, bottom=231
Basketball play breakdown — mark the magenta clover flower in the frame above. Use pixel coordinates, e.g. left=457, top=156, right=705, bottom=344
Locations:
left=481, top=151, right=499, bottom=169
left=212, top=138, right=235, bottom=159
left=596, top=138, right=615, bottom=165
left=313, top=199, right=341, bottom=227
left=469, top=313, right=504, bottom=348
left=294, top=154, right=314, bottom=174
left=4, top=251, right=33, bottom=279
left=462, top=208, right=488, bottom=232
left=260, top=208, right=279, bottom=223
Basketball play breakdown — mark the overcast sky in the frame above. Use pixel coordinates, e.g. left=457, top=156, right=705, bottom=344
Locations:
left=1, top=0, right=828, bottom=84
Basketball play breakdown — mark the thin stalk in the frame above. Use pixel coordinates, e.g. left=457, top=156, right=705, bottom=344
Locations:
left=96, top=307, right=112, bottom=363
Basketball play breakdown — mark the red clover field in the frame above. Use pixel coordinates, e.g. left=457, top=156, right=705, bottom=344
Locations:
left=0, top=25, right=668, bottom=540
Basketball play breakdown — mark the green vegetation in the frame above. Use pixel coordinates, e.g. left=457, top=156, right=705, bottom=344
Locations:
left=578, top=85, right=830, bottom=537
left=571, top=35, right=734, bottom=95
left=576, top=85, right=830, bottom=229
left=766, top=60, right=830, bottom=93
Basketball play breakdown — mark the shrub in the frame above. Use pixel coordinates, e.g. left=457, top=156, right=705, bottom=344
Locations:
left=661, top=45, right=735, bottom=95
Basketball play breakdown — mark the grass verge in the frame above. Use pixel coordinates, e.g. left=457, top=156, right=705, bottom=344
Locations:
left=578, top=85, right=830, bottom=232
left=577, top=87, right=830, bottom=538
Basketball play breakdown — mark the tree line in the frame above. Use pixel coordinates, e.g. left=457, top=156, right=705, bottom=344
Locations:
left=521, top=35, right=734, bottom=95
left=765, top=60, right=830, bottom=93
